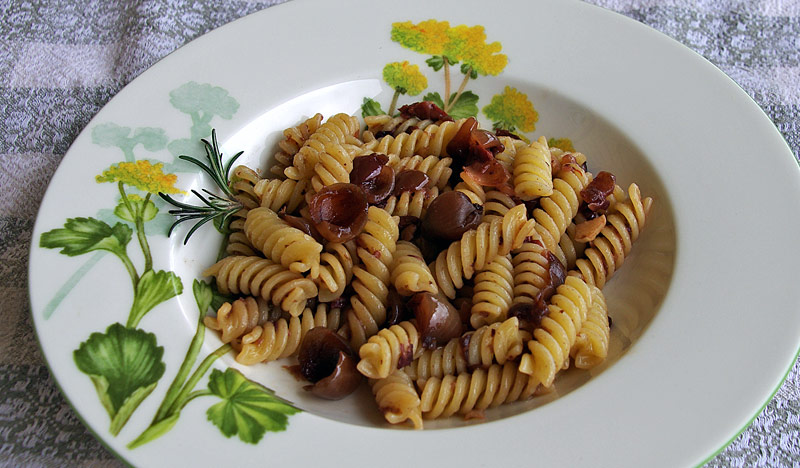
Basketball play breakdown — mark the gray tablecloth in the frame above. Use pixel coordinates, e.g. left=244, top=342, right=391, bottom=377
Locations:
left=2, top=1, right=798, bottom=466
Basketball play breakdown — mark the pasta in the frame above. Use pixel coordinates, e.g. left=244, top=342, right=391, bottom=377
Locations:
left=236, top=303, right=342, bottom=365
left=269, top=113, right=323, bottom=179
left=357, top=320, right=421, bottom=380
left=419, top=362, right=538, bottom=419
left=391, top=241, right=438, bottom=296
left=431, top=204, right=536, bottom=299
left=244, top=207, right=323, bottom=277
left=383, top=187, right=438, bottom=218
left=518, top=275, right=593, bottom=388
left=390, top=155, right=453, bottom=190
left=407, top=317, right=527, bottom=384
left=346, top=206, right=400, bottom=347
left=571, top=285, right=610, bottom=369
left=285, top=113, right=361, bottom=181
left=195, top=106, right=654, bottom=429
left=513, top=136, right=554, bottom=200
left=370, top=369, right=423, bottom=429
left=204, top=296, right=273, bottom=345
left=574, top=183, right=653, bottom=288
left=469, top=254, right=514, bottom=328
left=203, top=255, right=318, bottom=317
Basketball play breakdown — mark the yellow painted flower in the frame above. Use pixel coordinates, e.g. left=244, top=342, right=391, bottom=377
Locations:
left=383, top=61, right=428, bottom=96
left=446, top=25, right=507, bottom=76
left=547, top=138, right=576, bottom=153
left=483, top=86, right=539, bottom=133
left=391, top=19, right=451, bottom=56
left=96, top=160, right=183, bottom=194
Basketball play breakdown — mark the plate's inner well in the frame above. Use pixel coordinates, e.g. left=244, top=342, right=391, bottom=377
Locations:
left=166, top=79, right=677, bottom=429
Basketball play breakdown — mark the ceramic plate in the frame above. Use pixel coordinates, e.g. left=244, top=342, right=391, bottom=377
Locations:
left=29, top=0, right=800, bottom=466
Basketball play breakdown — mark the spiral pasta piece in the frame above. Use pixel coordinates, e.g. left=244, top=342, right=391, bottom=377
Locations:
left=360, top=119, right=470, bottom=159
left=419, top=362, right=538, bottom=419
left=513, top=136, right=554, bottom=200
left=230, top=165, right=261, bottom=210
left=558, top=223, right=586, bottom=271
left=253, top=178, right=307, bottom=214
left=224, top=165, right=262, bottom=257
left=530, top=161, right=592, bottom=254
left=357, top=320, right=421, bottom=379
left=494, top=136, right=526, bottom=171
left=574, top=183, right=653, bottom=289
left=463, top=317, right=526, bottom=368
left=316, top=241, right=356, bottom=302
left=204, top=296, right=272, bottom=345
left=244, top=207, right=322, bottom=277
left=383, top=187, right=438, bottom=218
left=236, top=303, right=341, bottom=365
left=370, top=369, right=423, bottom=429
left=518, top=275, right=593, bottom=388
left=431, top=204, right=536, bottom=298
left=571, top=285, right=610, bottom=369
left=511, top=241, right=551, bottom=305
left=390, top=155, right=453, bottom=190
left=269, top=113, right=324, bottom=179
left=346, top=207, right=400, bottom=348
left=286, top=113, right=360, bottom=181
left=203, top=256, right=318, bottom=317
left=365, top=114, right=437, bottom=136
left=391, top=241, right=438, bottom=296
left=482, top=190, right=518, bottom=223
left=453, top=175, right=486, bottom=205
left=406, top=338, right=467, bottom=384
left=470, top=254, right=514, bottom=328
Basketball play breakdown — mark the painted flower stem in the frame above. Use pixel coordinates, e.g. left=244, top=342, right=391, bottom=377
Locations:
left=388, top=90, right=401, bottom=116
left=152, top=308, right=208, bottom=422
left=166, top=344, right=231, bottom=416
left=443, top=57, right=451, bottom=106
left=118, top=182, right=153, bottom=272
left=446, top=67, right=472, bottom=113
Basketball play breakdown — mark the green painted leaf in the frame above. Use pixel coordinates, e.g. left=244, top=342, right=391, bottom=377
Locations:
left=422, top=92, right=445, bottom=109
left=169, top=82, right=239, bottom=120
left=425, top=55, right=445, bottom=71
left=110, top=381, right=159, bottom=435
left=206, top=368, right=300, bottom=444
left=92, top=123, right=133, bottom=148
left=128, top=270, right=184, bottom=328
left=74, top=323, right=165, bottom=434
left=447, top=91, right=479, bottom=120
left=193, top=279, right=214, bottom=315
left=40, top=217, right=132, bottom=257
left=132, top=128, right=168, bottom=152
left=361, top=97, right=385, bottom=117
left=114, top=196, right=158, bottom=223
left=460, top=63, right=478, bottom=79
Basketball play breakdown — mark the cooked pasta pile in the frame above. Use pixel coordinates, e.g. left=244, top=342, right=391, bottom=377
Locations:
left=202, top=106, right=653, bottom=429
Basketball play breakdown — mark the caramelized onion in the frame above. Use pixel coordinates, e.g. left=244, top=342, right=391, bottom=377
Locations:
left=580, top=171, right=616, bottom=212
left=309, top=183, right=368, bottom=242
left=445, top=117, right=479, bottom=160
left=469, top=129, right=504, bottom=162
left=399, top=101, right=452, bottom=122
left=298, top=327, right=360, bottom=400
left=409, top=292, right=462, bottom=349
left=351, top=154, right=395, bottom=204
left=279, top=212, right=323, bottom=243
left=464, top=159, right=510, bottom=187
left=422, top=191, right=483, bottom=241
left=393, top=170, right=430, bottom=196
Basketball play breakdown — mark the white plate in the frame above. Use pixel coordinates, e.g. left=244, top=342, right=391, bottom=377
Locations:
left=29, top=0, right=800, bottom=466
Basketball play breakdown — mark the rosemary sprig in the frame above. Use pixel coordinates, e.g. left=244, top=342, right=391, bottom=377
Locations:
left=159, top=129, right=245, bottom=244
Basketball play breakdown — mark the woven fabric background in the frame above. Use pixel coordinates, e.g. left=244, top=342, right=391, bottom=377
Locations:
left=1, top=0, right=798, bottom=466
